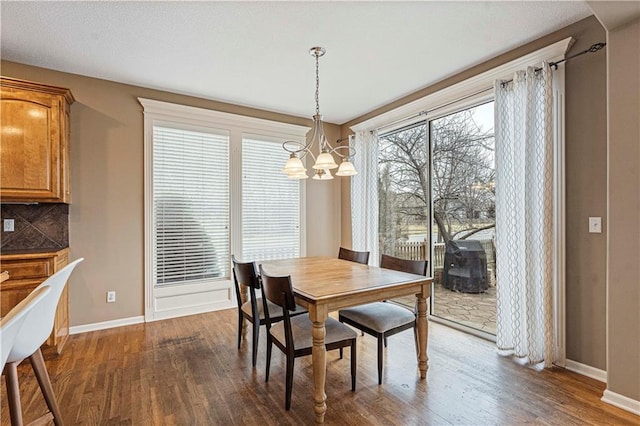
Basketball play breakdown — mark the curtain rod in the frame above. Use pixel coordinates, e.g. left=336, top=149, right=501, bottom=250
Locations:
left=500, top=42, right=606, bottom=86
left=373, top=41, right=606, bottom=135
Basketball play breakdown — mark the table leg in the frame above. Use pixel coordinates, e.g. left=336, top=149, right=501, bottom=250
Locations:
left=416, top=287, right=429, bottom=379
left=240, top=283, right=249, bottom=338
left=310, top=305, right=328, bottom=424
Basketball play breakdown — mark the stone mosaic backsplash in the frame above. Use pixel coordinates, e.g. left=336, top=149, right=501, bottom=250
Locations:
left=0, top=203, right=69, bottom=251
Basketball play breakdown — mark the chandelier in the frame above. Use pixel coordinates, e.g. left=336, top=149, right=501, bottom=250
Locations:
left=282, top=46, right=357, bottom=180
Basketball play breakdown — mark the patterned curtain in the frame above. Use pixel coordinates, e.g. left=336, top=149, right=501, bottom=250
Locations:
left=494, top=63, right=554, bottom=367
left=351, top=130, right=380, bottom=266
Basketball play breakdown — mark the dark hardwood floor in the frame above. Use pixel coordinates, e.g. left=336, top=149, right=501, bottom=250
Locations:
left=2, top=309, right=638, bottom=425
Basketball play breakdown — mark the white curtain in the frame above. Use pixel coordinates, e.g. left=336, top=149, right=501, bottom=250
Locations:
left=351, top=130, right=380, bottom=266
left=494, top=63, right=554, bottom=367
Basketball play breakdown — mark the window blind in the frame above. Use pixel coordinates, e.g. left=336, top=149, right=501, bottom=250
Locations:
left=153, top=125, right=230, bottom=285
left=242, top=137, right=300, bottom=261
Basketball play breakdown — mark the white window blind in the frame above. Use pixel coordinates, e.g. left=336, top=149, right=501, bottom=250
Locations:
left=153, top=125, right=230, bottom=286
left=242, top=137, right=301, bottom=261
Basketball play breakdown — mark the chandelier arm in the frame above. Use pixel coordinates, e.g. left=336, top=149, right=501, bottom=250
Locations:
left=282, top=140, right=315, bottom=160
left=328, top=145, right=356, bottom=159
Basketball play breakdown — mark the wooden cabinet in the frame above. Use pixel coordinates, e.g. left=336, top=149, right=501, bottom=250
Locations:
left=1, top=248, right=70, bottom=353
left=0, top=77, right=74, bottom=203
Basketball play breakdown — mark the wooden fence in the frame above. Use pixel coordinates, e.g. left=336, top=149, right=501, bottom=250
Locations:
left=393, top=239, right=495, bottom=273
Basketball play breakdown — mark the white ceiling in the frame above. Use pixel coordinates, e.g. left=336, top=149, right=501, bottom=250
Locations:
left=1, top=1, right=593, bottom=124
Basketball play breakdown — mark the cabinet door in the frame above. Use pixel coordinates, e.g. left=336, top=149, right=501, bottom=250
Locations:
left=0, top=87, right=63, bottom=201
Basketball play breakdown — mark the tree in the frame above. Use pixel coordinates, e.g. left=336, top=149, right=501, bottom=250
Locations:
left=378, top=106, right=495, bottom=244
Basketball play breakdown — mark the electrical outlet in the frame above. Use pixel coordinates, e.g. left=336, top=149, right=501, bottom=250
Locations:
left=3, top=219, right=15, bottom=232
left=589, top=217, right=602, bottom=233
left=106, top=291, right=116, bottom=303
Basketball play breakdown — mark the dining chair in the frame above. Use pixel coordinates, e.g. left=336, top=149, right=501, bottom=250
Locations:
left=4, top=257, right=83, bottom=426
left=232, top=255, right=307, bottom=367
left=259, top=264, right=358, bottom=410
left=338, top=254, right=427, bottom=384
left=338, top=247, right=370, bottom=265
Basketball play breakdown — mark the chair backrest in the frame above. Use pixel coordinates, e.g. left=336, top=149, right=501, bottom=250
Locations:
left=232, top=255, right=260, bottom=290
left=258, top=265, right=296, bottom=313
left=231, top=255, right=261, bottom=311
left=338, top=247, right=370, bottom=265
left=7, top=257, right=84, bottom=363
left=380, top=254, right=428, bottom=276
left=0, top=286, right=51, bottom=370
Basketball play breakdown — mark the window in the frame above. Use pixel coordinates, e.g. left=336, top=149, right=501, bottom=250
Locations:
left=242, top=136, right=300, bottom=261
left=141, top=99, right=309, bottom=321
left=153, top=125, right=230, bottom=285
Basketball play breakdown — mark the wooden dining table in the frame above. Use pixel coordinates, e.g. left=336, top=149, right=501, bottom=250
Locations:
left=259, top=256, right=432, bottom=424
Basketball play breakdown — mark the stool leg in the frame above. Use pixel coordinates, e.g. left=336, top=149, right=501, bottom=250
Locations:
left=30, top=348, right=64, bottom=426
left=4, top=361, right=24, bottom=426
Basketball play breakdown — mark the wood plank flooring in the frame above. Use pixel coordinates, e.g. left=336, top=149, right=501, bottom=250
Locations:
left=1, top=309, right=638, bottom=425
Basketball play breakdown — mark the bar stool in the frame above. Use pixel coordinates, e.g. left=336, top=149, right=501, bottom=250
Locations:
left=4, top=258, right=83, bottom=426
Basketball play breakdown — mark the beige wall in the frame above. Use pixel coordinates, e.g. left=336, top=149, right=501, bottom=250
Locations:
left=0, top=61, right=340, bottom=326
left=606, top=17, right=640, bottom=402
left=340, top=17, right=610, bottom=370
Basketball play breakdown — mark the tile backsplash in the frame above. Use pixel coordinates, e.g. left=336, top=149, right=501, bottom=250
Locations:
left=1, top=204, right=69, bottom=251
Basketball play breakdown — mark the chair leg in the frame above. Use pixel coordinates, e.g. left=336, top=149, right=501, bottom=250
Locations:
left=252, top=322, right=260, bottom=367
left=350, top=340, right=357, bottom=391
left=339, top=347, right=343, bottom=359
left=237, top=312, right=243, bottom=349
left=4, top=361, right=24, bottom=426
left=384, top=336, right=388, bottom=348
left=285, top=356, right=295, bottom=410
left=377, top=335, right=384, bottom=385
left=30, top=348, right=64, bottom=426
left=413, top=325, right=419, bottom=357
left=265, top=335, right=272, bottom=382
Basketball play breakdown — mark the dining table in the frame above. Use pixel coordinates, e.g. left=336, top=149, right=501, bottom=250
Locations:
left=259, top=256, right=432, bottom=424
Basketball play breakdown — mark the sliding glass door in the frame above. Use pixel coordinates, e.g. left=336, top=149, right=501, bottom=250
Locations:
left=377, top=100, right=497, bottom=336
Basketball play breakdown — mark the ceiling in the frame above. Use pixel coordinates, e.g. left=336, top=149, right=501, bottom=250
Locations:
left=1, top=1, right=593, bottom=124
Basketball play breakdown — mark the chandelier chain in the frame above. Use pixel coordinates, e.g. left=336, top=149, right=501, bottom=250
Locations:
left=315, top=51, right=320, bottom=116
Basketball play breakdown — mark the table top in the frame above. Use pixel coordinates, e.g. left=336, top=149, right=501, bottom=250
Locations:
left=259, top=256, right=431, bottom=307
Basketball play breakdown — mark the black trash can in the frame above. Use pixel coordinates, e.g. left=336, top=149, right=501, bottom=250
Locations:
left=443, top=240, right=488, bottom=293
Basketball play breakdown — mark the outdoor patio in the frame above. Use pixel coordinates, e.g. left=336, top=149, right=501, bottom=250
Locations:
left=432, top=281, right=496, bottom=334
left=395, top=282, right=496, bottom=335
left=393, top=239, right=497, bottom=335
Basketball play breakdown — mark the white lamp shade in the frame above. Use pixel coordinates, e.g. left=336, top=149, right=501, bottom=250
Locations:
left=312, top=169, right=334, bottom=180
left=335, top=160, right=358, bottom=176
left=288, top=170, right=309, bottom=180
left=312, top=152, right=338, bottom=170
left=283, top=156, right=306, bottom=174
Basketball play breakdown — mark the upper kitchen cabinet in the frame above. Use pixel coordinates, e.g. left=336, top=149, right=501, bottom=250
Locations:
left=0, top=77, right=74, bottom=203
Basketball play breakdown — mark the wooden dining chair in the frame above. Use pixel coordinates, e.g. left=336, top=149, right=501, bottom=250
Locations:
left=4, top=258, right=83, bottom=426
left=232, top=255, right=307, bottom=367
left=338, top=254, right=427, bottom=384
left=338, top=247, right=370, bottom=265
left=259, top=264, right=358, bottom=410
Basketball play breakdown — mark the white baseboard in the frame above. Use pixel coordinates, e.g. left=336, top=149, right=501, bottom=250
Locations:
left=69, top=316, right=145, bottom=335
left=565, top=359, right=607, bottom=382
left=602, top=389, right=640, bottom=416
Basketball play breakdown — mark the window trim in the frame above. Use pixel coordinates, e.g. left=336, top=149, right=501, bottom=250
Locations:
left=140, top=98, right=309, bottom=322
left=350, top=37, right=572, bottom=365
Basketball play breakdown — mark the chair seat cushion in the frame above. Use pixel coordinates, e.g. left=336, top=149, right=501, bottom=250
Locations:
left=270, top=316, right=357, bottom=351
left=339, top=302, right=415, bottom=333
left=241, top=299, right=307, bottom=321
